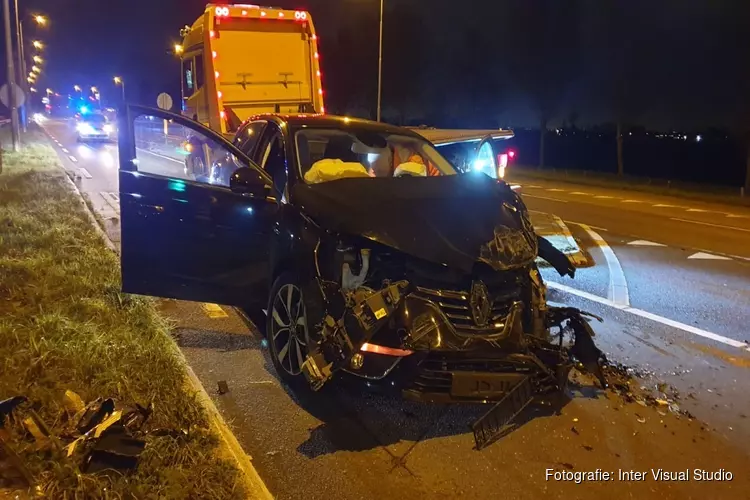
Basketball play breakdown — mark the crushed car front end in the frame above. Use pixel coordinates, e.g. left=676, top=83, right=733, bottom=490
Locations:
left=288, top=174, right=606, bottom=405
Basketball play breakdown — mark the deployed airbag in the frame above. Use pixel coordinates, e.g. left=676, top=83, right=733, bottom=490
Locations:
left=304, top=159, right=371, bottom=184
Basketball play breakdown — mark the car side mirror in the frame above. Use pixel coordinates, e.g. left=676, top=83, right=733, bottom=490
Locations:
left=230, top=166, right=270, bottom=197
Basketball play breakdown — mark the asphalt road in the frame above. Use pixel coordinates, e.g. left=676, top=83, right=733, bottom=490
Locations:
left=42, top=119, right=750, bottom=499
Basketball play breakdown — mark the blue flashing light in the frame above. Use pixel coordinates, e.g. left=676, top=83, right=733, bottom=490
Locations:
left=80, top=105, right=89, bottom=115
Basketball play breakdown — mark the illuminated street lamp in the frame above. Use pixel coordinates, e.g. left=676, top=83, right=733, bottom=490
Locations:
left=33, top=55, right=42, bottom=63
left=27, top=77, right=35, bottom=83
left=113, top=76, right=126, bottom=101
left=34, top=15, right=47, bottom=26
left=174, top=43, right=184, bottom=54
left=29, top=87, right=37, bottom=93
left=31, top=65, right=41, bottom=73
left=32, top=40, right=44, bottom=49
left=46, top=88, right=53, bottom=96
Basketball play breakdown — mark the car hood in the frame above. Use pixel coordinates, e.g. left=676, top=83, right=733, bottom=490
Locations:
left=292, top=175, right=538, bottom=273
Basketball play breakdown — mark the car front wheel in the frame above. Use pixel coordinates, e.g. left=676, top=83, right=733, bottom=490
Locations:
left=267, top=272, right=318, bottom=386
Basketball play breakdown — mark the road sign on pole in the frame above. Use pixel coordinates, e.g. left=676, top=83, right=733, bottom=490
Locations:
left=0, top=83, right=25, bottom=108
left=157, top=93, right=173, bottom=111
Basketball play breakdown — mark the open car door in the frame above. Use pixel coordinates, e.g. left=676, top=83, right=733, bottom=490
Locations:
left=117, top=104, right=277, bottom=307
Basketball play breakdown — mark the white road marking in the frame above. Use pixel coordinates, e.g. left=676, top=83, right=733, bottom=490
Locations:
left=726, top=214, right=750, bottom=218
left=136, top=147, right=184, bottom=164
left=686, top=208, right=708, bottom=212
left=69, top=156, right=78, bottom=163
left=564, top=220, right=608, bottom=232
left=575, top=223, right=630, bottom=307
left=670, top=217, right=750, bottom=233
left=546, top=188, right=565, bottom=192
left=653, top=204, right=680, bottom=208
left=526, top=185, right=542, bottom=189
left=687, top=252, right=732, bottom=261
left=78, top=167, right=92, bottom=179
left=621, top=199, right=645, bottom=203
left=627, top=240, right=666, bottom=247
left=61, top=148, right=69, bottom=153
left=523, top=194, right=568, bottom=203
left=594, top=195, right=615, bottom=199
left=569, top=191, right=588, bottom=195
left=546, top=281, right=750, bottom=352
left=551, top=215, right=580, bottom=254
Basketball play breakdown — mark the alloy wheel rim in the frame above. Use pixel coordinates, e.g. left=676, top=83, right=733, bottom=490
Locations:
left=271, top=284, right=308, bottom=376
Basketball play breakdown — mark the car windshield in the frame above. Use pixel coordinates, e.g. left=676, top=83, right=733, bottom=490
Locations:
left=295, top=128, right=457, bottom=184
left=84, top=114, right=107, bottom=123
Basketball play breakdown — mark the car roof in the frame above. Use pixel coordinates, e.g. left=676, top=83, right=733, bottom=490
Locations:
left=244, top=113, right=424, bottom=139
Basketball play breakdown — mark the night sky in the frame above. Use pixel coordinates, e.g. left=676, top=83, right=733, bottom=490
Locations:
left=7, top=0, right=750, bottom=130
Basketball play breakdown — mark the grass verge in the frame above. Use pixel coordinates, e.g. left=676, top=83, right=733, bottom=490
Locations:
left=0, top=128, right=245, bottom=498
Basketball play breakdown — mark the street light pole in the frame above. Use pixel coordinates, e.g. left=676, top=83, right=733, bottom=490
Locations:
left=15, top=8, right=27, bottom=131
left=376, top=0, right=384, bottom=122
left=114, top=77, right=125, bottom=101
left=3, top=0, right=21, bottom=151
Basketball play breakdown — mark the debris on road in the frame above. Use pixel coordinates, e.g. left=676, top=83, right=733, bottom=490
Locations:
left=218, top=380, right=230, bottom=395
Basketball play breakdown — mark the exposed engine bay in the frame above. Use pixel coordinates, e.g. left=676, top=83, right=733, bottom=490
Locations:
left=289, top=174, right=606, bottom=448
left=300, top=233, right=607, bottom=403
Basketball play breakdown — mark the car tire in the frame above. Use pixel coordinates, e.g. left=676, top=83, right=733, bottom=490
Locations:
left=266, top=271, right=325, bottom=388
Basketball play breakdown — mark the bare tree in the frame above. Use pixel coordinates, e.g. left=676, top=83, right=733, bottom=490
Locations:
left=503, top=0, right=582, bottom=168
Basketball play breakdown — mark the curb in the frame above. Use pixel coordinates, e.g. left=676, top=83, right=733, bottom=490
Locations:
left=47, top=139, right=273, bottom=499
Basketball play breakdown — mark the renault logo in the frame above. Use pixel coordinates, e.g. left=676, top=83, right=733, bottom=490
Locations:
left=469, top=280, right=492, bottom=326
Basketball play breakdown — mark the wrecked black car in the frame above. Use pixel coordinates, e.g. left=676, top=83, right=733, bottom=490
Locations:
left=117, top=106, right=605, bottom=420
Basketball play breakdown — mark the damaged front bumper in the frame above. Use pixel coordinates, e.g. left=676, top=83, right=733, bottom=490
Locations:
left=300, top=277, right=606, bottom=405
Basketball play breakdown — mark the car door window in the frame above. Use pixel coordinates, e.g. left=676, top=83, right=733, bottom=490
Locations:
left=233, top=120, right=266, bottom=157
left=132, top=113, right=245, bottom=187
left=257, top=130, right=288, bottom=200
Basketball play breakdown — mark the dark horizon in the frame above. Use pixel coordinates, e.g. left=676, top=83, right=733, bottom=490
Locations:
left=3, top=0, right=750, bottom=132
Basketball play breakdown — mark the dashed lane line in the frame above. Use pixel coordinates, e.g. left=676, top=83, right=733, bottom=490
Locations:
left=546, top=281, right=750, bottom=352
left=78, top=167, right=92, bottom=179
left=69, top=156, right=78, bottom=163
left=523, top=194, right=568, bottom=203
left=627, top=239, right=666, bottom=247
left=670, top=217, right=750, bottom=233
left=573, top=223, right=630, bottom=307
left=522, top=186, right=749, bottom=218
left=61, top=148, right=69, bottom=153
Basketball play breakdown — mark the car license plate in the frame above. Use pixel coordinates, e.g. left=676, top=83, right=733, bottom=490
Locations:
left=450, top=372, right=526, bottom=399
